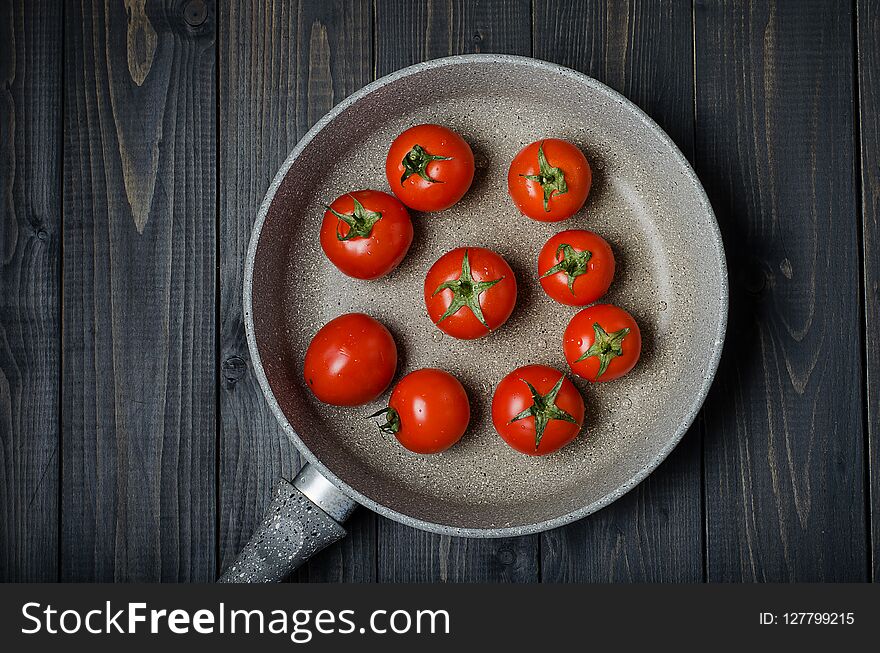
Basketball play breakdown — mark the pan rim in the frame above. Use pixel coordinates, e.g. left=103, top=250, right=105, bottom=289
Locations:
left=243, top=53, right=728, bottom=538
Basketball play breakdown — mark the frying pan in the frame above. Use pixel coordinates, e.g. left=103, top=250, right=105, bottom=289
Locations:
left=218, top=55, right=727, bottom=583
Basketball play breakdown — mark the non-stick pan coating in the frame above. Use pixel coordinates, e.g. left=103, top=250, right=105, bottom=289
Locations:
left=246, top=56, right=727, bottom=537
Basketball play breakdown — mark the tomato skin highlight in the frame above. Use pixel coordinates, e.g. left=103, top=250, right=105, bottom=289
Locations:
left=564, top=304, right=642, bottom=382
left=303, top=313, right=397, bottom=406
left=423, top=246, right=518, bottom=340
left=320, top=190, right=413, bottom=280
left=491, top=365, right=585, bottom=456
left=383, top=369, right=470, bottom=454
left=538, top=229, right=615, bottom=306
left=386, top=124, right=475, bottom=212
left=507, top=138, right=592, bottom=222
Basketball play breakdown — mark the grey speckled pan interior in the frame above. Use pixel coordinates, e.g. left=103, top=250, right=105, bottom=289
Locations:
left=245, top=55, right=728, bottom=537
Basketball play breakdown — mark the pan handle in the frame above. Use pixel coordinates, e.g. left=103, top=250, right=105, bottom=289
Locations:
left=217, top=464, right=357, bottom=583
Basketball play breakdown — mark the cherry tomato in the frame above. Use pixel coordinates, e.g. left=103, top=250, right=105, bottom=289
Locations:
left=564, top=304, right=642, bottom=382
left=371, top=369, right=470, bottom=454
left=424, top=247, right=517, bottom=340
left=386, top=124, right=475, bottom=212
left=507, top=138, right=592, bottom=221
left=320, top=190, right=413, bottom=280
left=491, top=365, right=585, bottom=456
left=538, top=229, right=615, bottom=306
left=303, top=313, right=397, bottom=406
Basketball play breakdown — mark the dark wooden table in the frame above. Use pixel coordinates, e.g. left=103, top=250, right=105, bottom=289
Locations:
left=1, top=0, right=877, bottom=582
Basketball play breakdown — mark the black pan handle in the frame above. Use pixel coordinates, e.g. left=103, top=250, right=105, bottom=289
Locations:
left=217, top=464, right=358, bottom=583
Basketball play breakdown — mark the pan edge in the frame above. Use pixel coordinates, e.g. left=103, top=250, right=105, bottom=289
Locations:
left=243, top=54, right=729, bottom=538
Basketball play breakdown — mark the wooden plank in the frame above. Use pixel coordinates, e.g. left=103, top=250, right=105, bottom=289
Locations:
left=62, top=0, right=216, bottom=581
left=374, top=0, right=538, bottom=583
left=379, top=526, right=538, bottom=582
left=375, top=0, right=533, bottom=67
left=0, top=0, right=63, bottom=582
left=695, top=0, right=866, bottom=581
left=534, top=0, right=703, bottom=583
left=857, top=0, right=880, bottom=582
left=218, top=0, right=376, bottom=582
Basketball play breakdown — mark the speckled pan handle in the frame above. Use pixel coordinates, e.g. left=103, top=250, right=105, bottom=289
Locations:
left=218, top=464, right=358, bottom=583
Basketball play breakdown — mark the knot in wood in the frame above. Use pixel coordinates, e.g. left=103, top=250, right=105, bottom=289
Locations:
left=223, top=355, right=247, bottom=382
left=184, top=0, right=208, bottom=27
left=497, top=547, right=516, bottom=565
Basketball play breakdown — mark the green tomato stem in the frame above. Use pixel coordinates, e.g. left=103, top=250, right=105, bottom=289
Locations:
left=401, top=144, right=452, bottom=184
left=574, top=322, right=631, bottom=378
left=519, top=141, right=568, bottom=211
left=539, top=243, right=592, bottom=293
left=508, top=376, right=579, bottom=450
left=432, top=249, right=503, bottom=331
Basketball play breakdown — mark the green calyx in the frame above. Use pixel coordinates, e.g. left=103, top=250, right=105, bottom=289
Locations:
left=539, top=243, right=592, bottom=293
left=520, top=141, right=568, bottom=211
left=574, top=322, right=631, bottom=378
left=401, top=144, right=452, bottom=184
left=327, top=196, right=382, bottom=241
left=509, top=376, right=579, bottom=450
left=369, top=407, right=400, bottom=435
left=432, top=249, right=503, bottom=331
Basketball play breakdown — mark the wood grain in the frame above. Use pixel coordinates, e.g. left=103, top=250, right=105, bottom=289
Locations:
left=695, top=0, right=866, bottom=581
left=0, top=0, right=63, bottom=581
left=2, top=0, right=872, bottom=584
left=857, top=0, right=880, bottom=582
left=218, top=0, right=376, bottom=582
left=62, top=0, right=216, bottom=581
left=374, top=0, right=538, bottom=582
left=533, top=0, right=702, bottom=583
left=375, top=0, right=532, bottom=67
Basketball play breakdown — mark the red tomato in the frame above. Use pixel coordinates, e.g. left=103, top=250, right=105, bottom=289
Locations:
left=386, top=124, right=475, bottom=212
left=424, top=247, right=517, bottom=340
left=491, top=365, right=585, bottom=456
left=303, top=313, right=397, bottom=406
left=538, top=230, right=615, bottom=306
left=371, top=368, right=470, bottom=454
left=320, top=190, right=413, bottom=280
left=507, top=138, right=592, bottom=221
left=564, top=304, right=642, bottom=382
